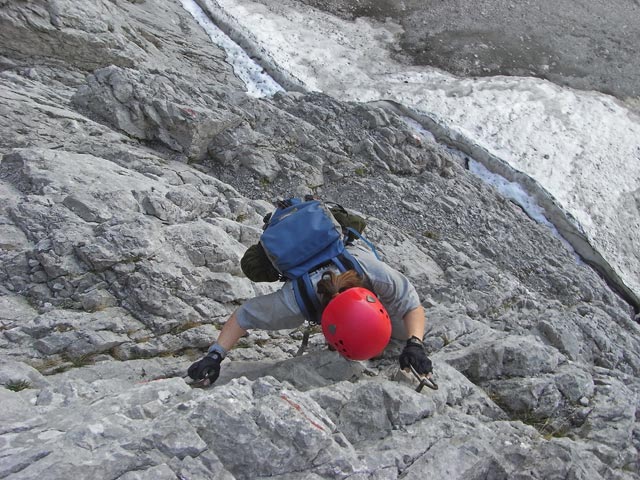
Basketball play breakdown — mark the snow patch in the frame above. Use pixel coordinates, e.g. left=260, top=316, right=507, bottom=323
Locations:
left=180, top=0, right=284, bottom=98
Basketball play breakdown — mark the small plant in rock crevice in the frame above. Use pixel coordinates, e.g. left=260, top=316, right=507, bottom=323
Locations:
left=62, top=353, right=95, bottom=368
left=6, top=380, right=31, bottom=392
left=170, top=320, right=203, bottom=335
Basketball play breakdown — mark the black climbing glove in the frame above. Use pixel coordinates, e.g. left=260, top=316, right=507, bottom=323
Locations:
left=187, top=352, right=222, bottom=383
left=399, top=336, right=433, bottom=375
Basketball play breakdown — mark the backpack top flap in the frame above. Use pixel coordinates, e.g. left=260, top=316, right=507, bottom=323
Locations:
left=260, top=199, right=345, bottom=279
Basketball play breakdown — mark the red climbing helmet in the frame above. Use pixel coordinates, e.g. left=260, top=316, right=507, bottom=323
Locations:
left=321, top=287, right=391, bottom=361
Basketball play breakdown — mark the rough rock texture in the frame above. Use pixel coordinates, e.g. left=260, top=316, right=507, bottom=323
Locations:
left=0, top=1, right=639, bottom=479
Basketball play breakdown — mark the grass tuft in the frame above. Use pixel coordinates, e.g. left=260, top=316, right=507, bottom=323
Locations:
left=6, top=380, right=31, bottom=392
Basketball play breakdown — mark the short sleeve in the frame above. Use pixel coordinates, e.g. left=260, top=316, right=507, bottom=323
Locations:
left=349, top=246, right=421, bottom=320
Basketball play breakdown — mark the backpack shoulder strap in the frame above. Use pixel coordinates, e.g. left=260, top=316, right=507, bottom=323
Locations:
left=345, top=227, right=380, bottom=260
left=293, top=273, right=323, bottom=324
left=292, top=252, right=365, bottom=324
left=335, top=249, right=365, bottom=277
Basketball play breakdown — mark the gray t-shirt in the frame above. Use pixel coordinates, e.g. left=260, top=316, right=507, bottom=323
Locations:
left=236, top=244, right=421, bottom=339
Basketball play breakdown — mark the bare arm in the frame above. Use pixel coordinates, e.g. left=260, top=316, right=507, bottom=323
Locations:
left=402, top=305, right=425, bottom=340
left=215, top=310, right=247, bottom=351
left=401, top=305, right=432, bottom=378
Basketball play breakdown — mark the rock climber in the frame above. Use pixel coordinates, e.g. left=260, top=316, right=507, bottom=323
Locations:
left=187, top=198, right=433, bottom=386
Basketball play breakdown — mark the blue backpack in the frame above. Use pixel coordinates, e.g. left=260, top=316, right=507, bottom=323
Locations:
left=260, top=197, right=369, bottom=323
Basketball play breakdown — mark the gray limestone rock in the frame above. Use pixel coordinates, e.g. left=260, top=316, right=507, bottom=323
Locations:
left=0, top=0, right=638, bottom=478
left=0, top=360, right=49, bottom=389
left=443, top=334, right=565, bottom=382
left=73, top=66, right=244, bottom=161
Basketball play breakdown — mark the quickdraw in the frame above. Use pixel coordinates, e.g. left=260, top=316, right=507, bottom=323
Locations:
left=406, top=364, right=438, bottom=392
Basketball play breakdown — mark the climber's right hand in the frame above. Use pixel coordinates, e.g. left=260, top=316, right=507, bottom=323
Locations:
left=399, top=336, right=433, bottom=376
left=187, top=352, right=222, bottom=383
